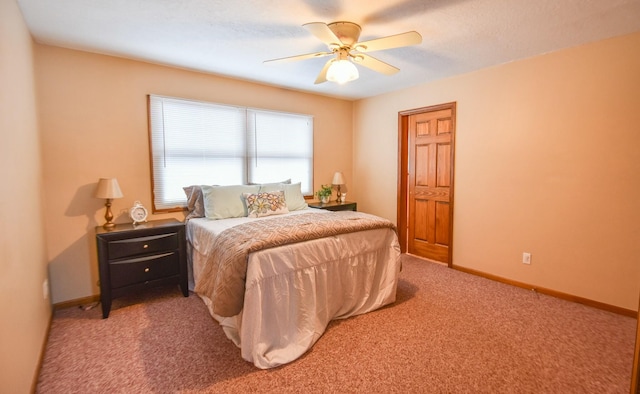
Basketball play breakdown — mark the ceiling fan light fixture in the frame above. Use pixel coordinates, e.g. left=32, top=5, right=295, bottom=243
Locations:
left=326, top=59, right=359, bottom=84
left=266, top=21, right=421, bottom=84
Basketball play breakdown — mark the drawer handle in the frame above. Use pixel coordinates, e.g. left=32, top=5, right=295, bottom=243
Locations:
left=143, top=244, right=149, bottom=249
left=144, top=267, right=150, bottom=273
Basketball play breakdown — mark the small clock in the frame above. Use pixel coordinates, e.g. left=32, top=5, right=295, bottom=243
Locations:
left=129, top=201, right=148, bottom=225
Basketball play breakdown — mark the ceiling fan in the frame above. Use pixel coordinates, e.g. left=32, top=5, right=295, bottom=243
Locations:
left=264, top=21, right=422, bottom=84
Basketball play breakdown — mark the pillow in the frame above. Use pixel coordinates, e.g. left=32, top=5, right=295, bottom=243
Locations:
left=243, top=191, right=289, bottom=218
left=202, top=184, right=260, bottom=219
left=259, top=182, right=308, bottom=211
left=183, top=185, right=205, bottom=220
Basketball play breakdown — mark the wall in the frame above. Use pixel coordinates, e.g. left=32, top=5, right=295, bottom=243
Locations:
left=34, top=45, right=354, bottom=304
left=353, top=32, right=640, bottom=311
left=0, top=0, right=51, bottom=392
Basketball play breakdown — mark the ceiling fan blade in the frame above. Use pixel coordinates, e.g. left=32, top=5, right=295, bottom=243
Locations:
left=303, top=22, right=343, bottom=47
left=354, top=54, right=399, bottom=75
left=314, top=59, right=334, bottom=84
left=264, top=51, right=332, bottom=64
left=354, top=31, right=422, bottom=52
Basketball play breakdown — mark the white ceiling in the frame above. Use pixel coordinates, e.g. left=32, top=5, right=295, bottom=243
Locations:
left=16, top=0, right=640, bottom=100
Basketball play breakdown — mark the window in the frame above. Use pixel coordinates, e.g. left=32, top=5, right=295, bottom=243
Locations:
left=148, top=95, right=313, bottom=211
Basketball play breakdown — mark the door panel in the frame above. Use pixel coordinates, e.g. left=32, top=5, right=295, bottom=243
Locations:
left=435, top=201, right=450, bottom=245
left=437, top=143, right=451, bottom=187
left=415, top=145, right=429, bottom=186
left=405, top=104, right=455, bottom=263
left=413, top=199, right=428, bottom=241
left=437, top=118, right=452, bottom=135
left=417, top=120, right=430, bottom=136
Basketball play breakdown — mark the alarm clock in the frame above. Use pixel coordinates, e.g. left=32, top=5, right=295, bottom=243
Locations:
left=129, top=201, right=148, bottom=225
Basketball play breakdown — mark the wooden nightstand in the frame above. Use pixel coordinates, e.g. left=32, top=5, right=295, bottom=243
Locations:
left=95, top=218, right=188, bottom=318
left=308, top=200, right=357, bottom=212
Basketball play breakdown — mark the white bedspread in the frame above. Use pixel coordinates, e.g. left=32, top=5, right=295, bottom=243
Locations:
left=186, top=208, right=401, bottom=369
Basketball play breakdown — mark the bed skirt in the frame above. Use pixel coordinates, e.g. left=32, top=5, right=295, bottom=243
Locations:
left=190, top=227, right=401, bottom=369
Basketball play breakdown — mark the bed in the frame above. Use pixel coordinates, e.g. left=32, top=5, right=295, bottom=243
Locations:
left=183, top=183, right=401, bottom=369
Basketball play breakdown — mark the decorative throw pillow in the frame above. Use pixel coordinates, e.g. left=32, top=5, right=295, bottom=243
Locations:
left=244, top=190, right=289, bottom=218
left=258, top=182, right=308, bottom=211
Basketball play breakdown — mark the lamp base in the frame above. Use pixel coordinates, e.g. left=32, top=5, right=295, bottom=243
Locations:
left=335, top=186, right=343, bottom=203
left=103, top=199, right=116, bottom=230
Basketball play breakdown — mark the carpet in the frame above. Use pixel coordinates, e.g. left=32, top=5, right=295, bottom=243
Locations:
left=36, top=255, right=636, bottom=393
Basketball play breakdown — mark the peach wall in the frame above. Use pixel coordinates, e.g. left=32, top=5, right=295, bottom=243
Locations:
left=0, top=0, right=51, bottom=392
left=353, top=32, right=640, bottom=310
left=34, top=45, right=354, bottom=304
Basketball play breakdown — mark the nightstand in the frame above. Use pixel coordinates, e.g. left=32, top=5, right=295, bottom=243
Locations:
left=95, top=218, right=188, bottom=318
left=308, top=200, right=357, bottom=212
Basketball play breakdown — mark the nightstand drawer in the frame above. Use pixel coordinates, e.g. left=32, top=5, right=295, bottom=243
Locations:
left=108, top=233, right=178, bottom=260
left=110, top=252, right=179, bottom=288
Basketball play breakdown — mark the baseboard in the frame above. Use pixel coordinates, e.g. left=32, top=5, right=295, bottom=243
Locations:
left=53, top=294, right=100, bottom=311
left=451, top=264, right=637, bottom=318
left=31, top=306, right=53, bottom=394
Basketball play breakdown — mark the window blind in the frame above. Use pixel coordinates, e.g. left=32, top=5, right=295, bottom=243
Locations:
left=148, top=95, right=313, bottom=211
left=246, top=109, right=313, bottom=189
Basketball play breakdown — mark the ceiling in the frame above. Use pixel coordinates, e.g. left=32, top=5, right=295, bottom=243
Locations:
left=16, top=0, right=640, bottom=100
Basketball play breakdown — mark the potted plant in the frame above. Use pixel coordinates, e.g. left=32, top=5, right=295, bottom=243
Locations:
left=316, top=184, right=332, bottom=203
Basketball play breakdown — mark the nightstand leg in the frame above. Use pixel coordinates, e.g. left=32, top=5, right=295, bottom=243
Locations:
left=180, top=282, right=189, bottom=297
left=101, top=297, right=111, bottom=319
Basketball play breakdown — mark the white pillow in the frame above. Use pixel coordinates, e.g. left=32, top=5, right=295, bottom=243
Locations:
left=250, top=179, right=291, bottom=187
left=283, top=183, right=308, bottom=211
left=202, top=184, right=260, bottom=219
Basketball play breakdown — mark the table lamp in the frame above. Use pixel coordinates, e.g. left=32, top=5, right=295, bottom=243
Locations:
left=332, top=172, right=346, bottom=203
left=95, top=178, right=123, bottom=229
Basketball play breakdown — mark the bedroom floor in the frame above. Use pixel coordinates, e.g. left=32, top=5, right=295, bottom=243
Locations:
left=36, top=255, right=636, bottom=393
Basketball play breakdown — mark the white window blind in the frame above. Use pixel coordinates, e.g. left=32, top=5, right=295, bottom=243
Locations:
left=148, top=95, right=313, bottom=211
left=247, top=110, right=313, bottom=186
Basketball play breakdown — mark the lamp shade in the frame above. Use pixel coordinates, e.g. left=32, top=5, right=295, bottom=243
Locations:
left=326, top=60, right=359, bottom=84
left=332, top=172, right=345, bottom=185
left=95, top=178, right=123, bottom=199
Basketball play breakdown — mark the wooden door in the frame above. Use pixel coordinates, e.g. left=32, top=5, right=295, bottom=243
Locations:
left=398, top=103, right=455, bottom=264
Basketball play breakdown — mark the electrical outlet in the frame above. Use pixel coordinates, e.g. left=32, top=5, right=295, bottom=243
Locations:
left=42, top=279, right=49, bottom=299
left=522, top=252, right=531, bottom=265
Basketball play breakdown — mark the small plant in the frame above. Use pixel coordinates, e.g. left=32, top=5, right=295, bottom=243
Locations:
left=316, top=184, right=333, bottom=202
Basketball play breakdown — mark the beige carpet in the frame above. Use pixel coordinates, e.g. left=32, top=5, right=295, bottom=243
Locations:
left=37, top=255, right=636, bottom=393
